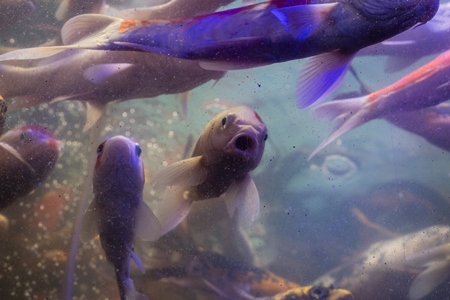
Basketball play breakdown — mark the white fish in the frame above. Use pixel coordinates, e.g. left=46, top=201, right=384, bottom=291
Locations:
left=152, top=106, right=268, bottom=235
left=80, top=136, right=161, bottom=300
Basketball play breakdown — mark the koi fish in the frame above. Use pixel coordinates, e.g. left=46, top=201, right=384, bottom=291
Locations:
left=5, top=0, right=437, bottom=108
left=152, top=106, right=268, bottom=235
left=312, top=226, right=450, bottom=300
left=267, top=286, right=354, bottom=300
left=384, top=103, right=450, bottom=152
left=0, top=0, right=236, bottom=131
left=358, top=2, right=450, bottom=73
left=150, top=247, right=300, bottom=299
left=80, top=136, right=161, bottom=300
left=0, top=125, right=62, bottom=210
left=309, top=48, right=450, bottom=159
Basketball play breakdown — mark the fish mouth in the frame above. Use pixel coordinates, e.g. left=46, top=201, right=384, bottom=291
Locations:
left=227, top=131, right=259, bottom=157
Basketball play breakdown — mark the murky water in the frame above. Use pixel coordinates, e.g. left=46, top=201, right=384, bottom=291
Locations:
left=1, top=0, right=450, bottom=299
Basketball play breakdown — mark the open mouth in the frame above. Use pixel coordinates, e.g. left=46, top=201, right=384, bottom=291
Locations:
left=234, top=135, right=254, bottom=152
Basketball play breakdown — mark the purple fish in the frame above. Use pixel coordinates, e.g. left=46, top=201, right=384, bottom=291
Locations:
left=6, top=0, right=437, bottom=108
left=358, top=2, right=450, bottom=73
left=80, top=136, right=160, bottom=300
left=0, top=125, right=62, bottom=209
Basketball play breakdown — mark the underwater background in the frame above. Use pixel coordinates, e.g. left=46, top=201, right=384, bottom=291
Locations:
left=1, top=0, right=450, bottom=299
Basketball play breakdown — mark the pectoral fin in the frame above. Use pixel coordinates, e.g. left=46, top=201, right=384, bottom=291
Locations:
left=296, top=50, right=355, bottom=108
left=151, top=156, right=207, bottom=190
left=83, top=63, right=133, bottom=84
left=223, top=174, right=260, bottom=228
left=61, top=14, right=121, bottom=45
left=0, top=142, right=34, bottom=172
left=80, top=199, right=99, bottom=243
left=134, top=200, right=161, bottom=242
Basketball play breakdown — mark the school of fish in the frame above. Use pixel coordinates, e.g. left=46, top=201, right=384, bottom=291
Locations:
left=0, top=0, right=450, bottom=299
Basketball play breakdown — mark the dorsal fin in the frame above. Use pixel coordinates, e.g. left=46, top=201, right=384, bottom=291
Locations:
left=61, top=14, right=121, bottom=45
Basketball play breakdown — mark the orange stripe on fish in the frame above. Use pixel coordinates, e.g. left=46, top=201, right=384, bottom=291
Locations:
left=119, top=20, right=138, bottom=33
left=368, top=50, right=450, bottom=104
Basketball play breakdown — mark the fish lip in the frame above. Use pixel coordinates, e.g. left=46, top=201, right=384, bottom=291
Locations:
left=226, top=129, right=259, bottom=157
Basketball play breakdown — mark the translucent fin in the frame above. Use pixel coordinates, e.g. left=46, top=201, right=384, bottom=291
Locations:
left=61, top=14, right=121, bottom=45
left=0, top=46, right=72, bottom=62
left=271, top=3, right=337, bottom=40
left=83, top=63, right=133, bottom=84
left=157, top=186, right=193, bottom=235
left=135, top=200, right=161, bottom=242
left=308, top=96, right=372, bottom=160
left=223, top=174, right=260, bottom=228
left=84, top=102, right=107, bottom=132
left=129, top=247, right=145, bottom=274
left=297, top=50, right=355, bottom=108
left=79, top=199, right=99, bottom=243
left=0, top=142, right=34, bottom=172
left=151, top=156, right=207, bottom=190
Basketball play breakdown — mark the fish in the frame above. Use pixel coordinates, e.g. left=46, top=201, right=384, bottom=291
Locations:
left=80, top=136, right=161, bottom=300
left=0, top=125, right=62, bottom=210
left=357, top=2, right=450, bottom=73
left=309, top=48, right=450, bottom=159
left=384, top=103, right=450, bottom=152
left=312, top=225, right=450, bottom=300
left=152, top=106, right=268, bottom=235
left=148, top=247, right=301, bottom=299
left=7, top=0, right=438, bottom=108
left=266, top=286, right=354, bottom=300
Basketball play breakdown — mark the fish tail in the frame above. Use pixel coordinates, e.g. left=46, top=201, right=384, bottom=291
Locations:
left=116, top=273, right=148, bottom=300
left=308, top=95, right=375, bottom=159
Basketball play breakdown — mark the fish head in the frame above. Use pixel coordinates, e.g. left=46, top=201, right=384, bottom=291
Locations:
left=349, top=0, right=439, bottom=26
left=93, top=135, right=144, bottom=193
left=274, top=285, right=354, bottom=300
left=0, top=125, right=62, bottom=173
left=202, top=106, right=268, bottom=170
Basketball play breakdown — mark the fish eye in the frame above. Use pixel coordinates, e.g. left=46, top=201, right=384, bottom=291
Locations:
left=97, top=143, right=104, bottom=155
left=309, top=287, right=329, bottom=299
left=263, top=134, right=268, bottom=141
left=135, top=144, right=142, bottom=157
left=221, top=117, right=227, bottom=127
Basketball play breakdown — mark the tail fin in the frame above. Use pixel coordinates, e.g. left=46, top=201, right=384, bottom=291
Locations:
left=308, top=95, right=376, bottom=159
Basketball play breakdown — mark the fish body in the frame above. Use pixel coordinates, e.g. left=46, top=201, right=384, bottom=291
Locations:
left=310, top=48, right=450, bottom=158
left=153, top=106, right=268, bottom=235
left=0, top=125, right=62, bottom=210
left=358, top=2, right=450, bottom=73
left=384, top=103, right=450, bottom=152
left=40, top=0, right=440, bottom=107
left=312, top=226, right=450, bottom=300
left=80, top=136, right=161, bottom=300
left=268, top=286, right=354, bottom=300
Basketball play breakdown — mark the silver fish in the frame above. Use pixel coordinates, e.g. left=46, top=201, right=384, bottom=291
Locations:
left=152, top=106, right=268, bottom=235
left=0, top=125, right=62, bottom=210
left=80, top=136, right=161, bottom=300
left=312, top=226, right=450, bottom=300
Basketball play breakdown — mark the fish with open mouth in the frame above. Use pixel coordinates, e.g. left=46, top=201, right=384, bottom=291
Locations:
left=152, top=106, right=268, bottom=235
